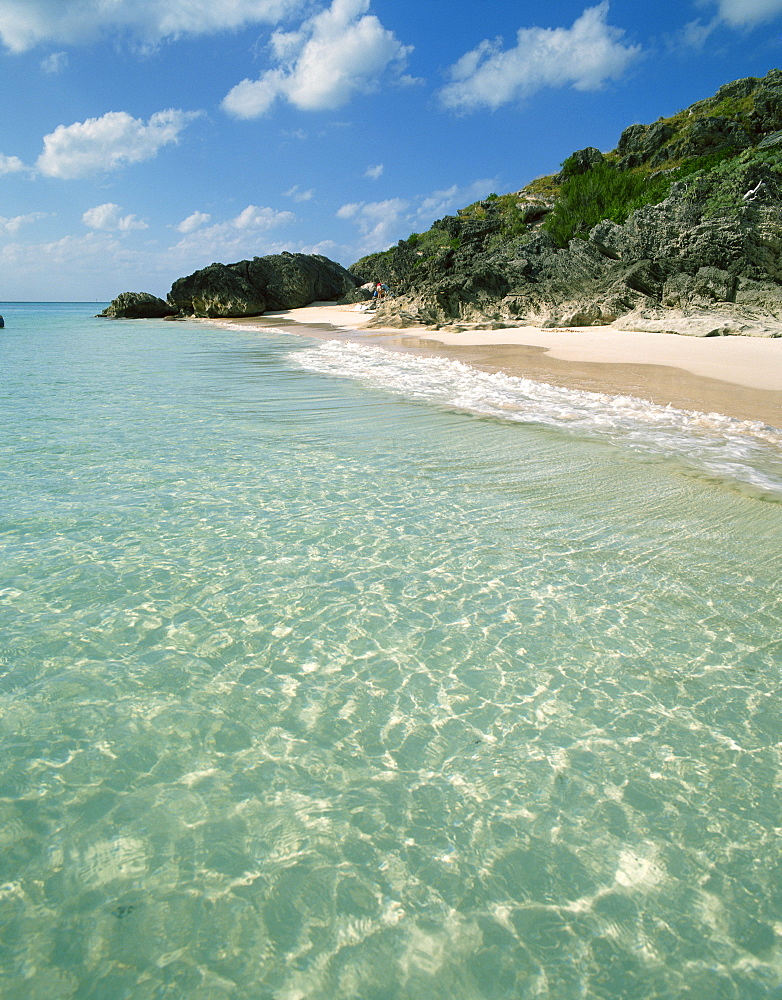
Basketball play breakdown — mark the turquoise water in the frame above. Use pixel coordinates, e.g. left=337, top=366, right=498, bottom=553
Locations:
left=1, top=302, right=781, bottom=999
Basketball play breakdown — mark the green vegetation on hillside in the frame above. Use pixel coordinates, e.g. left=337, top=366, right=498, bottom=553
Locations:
left=350, top=70, right=782, bottom=280
left=540, top=146, right=757, bottom=247
left=542, top=164, right=670, bottom=246
left=685, top=147, right=782, bottom=216
left=404, top=229, right=459, bottom=254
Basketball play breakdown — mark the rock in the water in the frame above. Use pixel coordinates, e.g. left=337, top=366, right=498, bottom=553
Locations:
left=98, top=292, right=176, bottom=319
left=167, top=251, right=362, bottom=317
left=0, top=314, right=4, bottom=328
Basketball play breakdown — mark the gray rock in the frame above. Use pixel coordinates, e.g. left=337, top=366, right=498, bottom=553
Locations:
left=167, top=262, right=266, bottom=318
left=517, top=200, right=552, bottom=224
left=665, top=116, right=752, bottom=161
left=613, top=306, right=782, bottom=338
left=556, top=147, right=605, bottom=182
left=167, top=251, right=361, bottom=317
left=661, top=267, right=738, bottom=308
left=617, top=122, right=675, bottom=166
left=97, top=292, right=176, bottom=319
left=338, top=282, right=374, bottom=304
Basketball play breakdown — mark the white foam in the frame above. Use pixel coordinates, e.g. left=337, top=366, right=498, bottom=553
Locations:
left=292, top=340, right=782, bottom=498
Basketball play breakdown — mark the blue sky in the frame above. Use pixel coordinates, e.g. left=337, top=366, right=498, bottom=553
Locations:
left=2, top=0, right=782, bottom=300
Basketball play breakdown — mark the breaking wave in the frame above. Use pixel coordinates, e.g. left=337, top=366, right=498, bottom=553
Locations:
left=292, top=339, right=782, bottom=500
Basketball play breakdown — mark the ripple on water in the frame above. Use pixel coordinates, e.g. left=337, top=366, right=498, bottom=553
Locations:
left=1, top=313, right=781, bottom=998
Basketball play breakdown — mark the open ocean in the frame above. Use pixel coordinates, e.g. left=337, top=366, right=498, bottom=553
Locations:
left=1, top=301, right=781, bottom=1000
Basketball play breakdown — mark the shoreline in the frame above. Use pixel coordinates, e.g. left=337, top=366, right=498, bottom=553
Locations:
left=211, top=303, right=782, bottom=428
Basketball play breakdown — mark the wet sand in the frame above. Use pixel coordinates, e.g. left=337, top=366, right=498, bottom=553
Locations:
left=214, top=304, right=782, bottom=428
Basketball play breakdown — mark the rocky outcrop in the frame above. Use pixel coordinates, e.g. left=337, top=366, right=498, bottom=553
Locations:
left=362, top=185, right=782, bottom=336
left=98, top=291, right=176, bottom=319
left=101, top=252, right=362, bottom=320
left=167, top=252, right=361, bottom=318
left=556, top=146, right=605, bottom=181
left=353, top=69, right=782, bottom=337
left=616, top=70, right=782, bottom=169
left=338, top=281, right=375, bottom=304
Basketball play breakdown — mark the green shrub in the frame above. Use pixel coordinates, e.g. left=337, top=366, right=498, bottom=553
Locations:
left=498, top=203, right=529, bottom=239
left=543, top=163, right=671, bottom=246
left=684, top=148, right=782, bottom=216
left=559, top=153, right=590, bottom=180
left=667, top=146, right=739, bottom=182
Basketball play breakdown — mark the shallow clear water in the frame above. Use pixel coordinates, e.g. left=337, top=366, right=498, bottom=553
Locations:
left=1, top=303, right=781, bottom=999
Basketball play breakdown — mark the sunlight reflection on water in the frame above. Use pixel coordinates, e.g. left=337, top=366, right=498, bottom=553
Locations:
left=0, top=306, right=780, bottom=999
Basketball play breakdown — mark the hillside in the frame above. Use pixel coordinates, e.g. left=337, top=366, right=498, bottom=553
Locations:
left=350, top=69, right=782, bottom=337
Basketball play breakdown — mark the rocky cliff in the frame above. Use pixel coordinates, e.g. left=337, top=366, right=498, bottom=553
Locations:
left=352, top=69, right=782, bottom=337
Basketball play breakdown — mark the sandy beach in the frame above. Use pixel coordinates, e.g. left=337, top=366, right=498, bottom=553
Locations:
left=217, top=303, right=782, bottom=427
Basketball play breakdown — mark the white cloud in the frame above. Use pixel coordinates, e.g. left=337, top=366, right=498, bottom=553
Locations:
left=0, top=232, right=121, bottom=287
left=222, top=0, right=412, bottom=117
left=364, top=163, right=384, bottom=179
left=282, top=127, right=309, bottom=141
left=83, top=202, right=148, bottom=231
left=177, top=211, right=212, bottom=233
left=0, top=0, right=306, bottom=53
left=439, top=3, right=640, bottom=111
left=1, top=233, right=110, bottom=264
left=0, top=229, right=189, bottom=299
left=284, top=184, right=314, bottom=201
left=171, top=204, right=294, bottom=258
left=0, top=153, right=25, bottom=175
left=679, top=0, right=782, bottom=46
left=1, top=218, right=302, bottom=300
left=676, top=0, right=782, bottom=50
left=413, top=179, right=497, bottom=223
left=299, top=238, right=339, bottom=256
left=232, top=204, right=292, bottom=229
left=0, top=212, right=47, bottom=234
left=678, top=18, right=718, bottom=47
left=336, top=178, right=498, bottom=256
left=413, top=184, right=458, bottom=218
left=711, top=0, right=782, bottom=25
left=36, top=109, right=199, bottom=179
left=335, top=202, right=362, bottom=219
left=225, top=73, right=286, bottom=118
left=336, top=197, right=409, bottom=252
left=41, top=51, right=67, bottom=73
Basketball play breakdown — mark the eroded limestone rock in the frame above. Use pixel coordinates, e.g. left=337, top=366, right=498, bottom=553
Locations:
left=98, top=292, right=176, bottom=319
